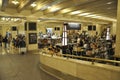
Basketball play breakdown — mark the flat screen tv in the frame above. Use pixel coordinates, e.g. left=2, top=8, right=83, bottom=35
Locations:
left=88, top=25, right=92, bottom=31
left=55, top=27, right=60, bottom=31
left=55, top=27, right=57, bottom=30
left=93, top=25, right=96, bottom=30
left=12, top=26, right=17, bottom=31
left=66, top=23, right=81, bottom=30
left=28, top=22, right=36, bottom=31
left=25, top=22, right=27, bottom=31
left=57, top=27, right=60, bottom=30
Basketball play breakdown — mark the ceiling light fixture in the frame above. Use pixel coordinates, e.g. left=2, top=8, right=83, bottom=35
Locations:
left=1, top=17, right=5, bottom=21
left=85, top=15, right=96, bottom=17
left=6, top=18, right=10, bottom=21
left=92, top=16, right=101, bottom=18
left=49, top=7, right=60, bottom=12
left=96, top=16, right=117, bottom=22
left=61, top=9, right=71, bottom=13
left=14, top=18, right=18, bottom=22
left=37, top=20, right=41, bottom=22
left=0, top=16, right=24, bottom=22
left=40, top=0, right=65, bottom=10
left=48, top=6, right=51, bottom=9
left=79, top=13, right=90, bottom=16
left=106, top=2, right=113, bottom=4
left=11, top=18, right=14, bottom=21
left=31, top=2, right=37, bottom=7
left=70, top=11, right=81, bottom=15
left=12, top=0, right=19, bottom=5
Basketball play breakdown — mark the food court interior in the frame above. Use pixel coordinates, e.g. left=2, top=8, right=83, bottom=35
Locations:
left=0, top=0, right=120, bottom=80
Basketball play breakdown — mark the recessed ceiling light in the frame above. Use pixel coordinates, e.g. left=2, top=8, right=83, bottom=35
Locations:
left=85, top=15, right=96, bottom=17
left=31, top=2, right=37, bottom=7
left=12, top=0, right=19, bottom=5
left=49, top=7, right=60, bottom=12
left=11, top=18, right=14, bottom=21
left=37, top=20, right=41, bottom=22
left=61, top=9, right=71, bottom=13
left=92, top=16, right=101, bottom=18
left=79, top=13, right=90, bottom=16
left=6, top=18, right=10, bottom=21
left=70, top=11, right=82, bottom=15
left=1, top=17, right=5, bottom=21
left=13, top=18, right=20, bottom=22
left=48, top=6, right=51, bottom=9
left=106, top=2, right=113, bottom=4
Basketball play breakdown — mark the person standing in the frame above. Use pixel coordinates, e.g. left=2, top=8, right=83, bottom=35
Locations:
left=3, top=35, right=8, bottom=49
left=0, top=34, right=3, bottom=47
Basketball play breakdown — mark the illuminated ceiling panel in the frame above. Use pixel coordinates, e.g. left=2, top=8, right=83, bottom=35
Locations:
left=0, top=0, right=117, bottom=23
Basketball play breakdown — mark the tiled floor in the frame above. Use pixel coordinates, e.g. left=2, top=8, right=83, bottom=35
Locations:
left=0, top=47, right=59, bottom=80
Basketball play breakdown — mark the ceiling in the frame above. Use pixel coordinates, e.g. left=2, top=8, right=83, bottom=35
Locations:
left=0, top=0, right=118, bottom=24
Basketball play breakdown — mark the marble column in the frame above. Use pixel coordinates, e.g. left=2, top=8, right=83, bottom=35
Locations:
left=115, top=0, right=120, bottom=56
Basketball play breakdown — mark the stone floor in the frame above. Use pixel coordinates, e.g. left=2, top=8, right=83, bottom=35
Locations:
left=0, top=47, right=59, bottom=80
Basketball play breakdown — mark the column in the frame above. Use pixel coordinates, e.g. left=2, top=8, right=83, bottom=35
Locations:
left=96, top=24, right=102, bottom=35
left=25, top=22, right=38, bottom=51
left=111, top=22, right=117, bottom=35
left=115, top=0, right=120, bottom=56
left=62, top=23, right=68, bottom=54
left=62, top=24, right=67, bottom=46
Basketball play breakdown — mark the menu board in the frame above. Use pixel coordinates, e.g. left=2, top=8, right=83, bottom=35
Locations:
left=29, top=33, right=37, bottom=44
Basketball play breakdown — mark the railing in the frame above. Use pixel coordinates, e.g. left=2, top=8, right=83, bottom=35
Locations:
left=41, top=51, right=120, bottom=66
left=63, top=54, right=120, bottom=65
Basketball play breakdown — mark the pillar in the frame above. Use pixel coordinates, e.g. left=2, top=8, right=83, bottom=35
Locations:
left=115, top=0, right=120, bottom=56
left=62, top=23, right=67, bottom=46
left=25, top=22, right=38, bottom=51
left=111, top=22, right=117, bottom=35
left=62, top=23, right=68, bottom=54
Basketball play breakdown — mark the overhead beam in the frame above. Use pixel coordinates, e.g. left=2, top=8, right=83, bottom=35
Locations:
left=77, top=0, right=117, bottom=13
left=1, top=0, right=9, bottom=11
left=79, top=5, right=117, bottom=17
left=43, top=0, right=95, bottom=14
left=75, top=4, right=117, bottom=15
left=17, top=0, right=37, bottom=13
left=91, top=10, right=117, bottom=18
left=53, top=0, right=117, bottom=20
left=38, top=15, right=110, bottom=24
left=31, top=0, right=54, bottom=13
left=43, top=0, right=73, bottom=14
left=54, top=0, right=112, bottom=15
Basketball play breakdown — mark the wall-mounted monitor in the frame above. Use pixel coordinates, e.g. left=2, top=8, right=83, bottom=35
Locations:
left=24, top=22, right=27, bottom=31
left=12, top=26, right=17, bottom=31
left=55, top=27, right=60, bottom=31
left=88, top=25, right=92, bottom=31
left=28, top=22, right=36, bottom=31
left=66, top=23, right=81, bottom=30
left=93, top=25, right=96, bottom=30
left=57, top=27, right=60, bottom=30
